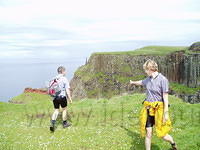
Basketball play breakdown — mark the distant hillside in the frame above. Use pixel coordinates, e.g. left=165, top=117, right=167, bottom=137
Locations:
left=70, top=43, right=200, bottom=103
left=0, top=93, right=199, bottom=149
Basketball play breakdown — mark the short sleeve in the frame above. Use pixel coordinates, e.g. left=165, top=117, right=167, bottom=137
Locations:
left=161, top=78, right=169, bottom=93
left=142, top=77, right=149, bottom=87
left=63, top=77, right=70, bottom=89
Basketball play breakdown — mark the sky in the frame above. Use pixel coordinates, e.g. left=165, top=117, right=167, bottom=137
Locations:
left=0, top=0, right=199, bottom=61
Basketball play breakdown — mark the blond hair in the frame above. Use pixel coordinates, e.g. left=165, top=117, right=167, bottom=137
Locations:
left=143, top=59, right=158, bottom=72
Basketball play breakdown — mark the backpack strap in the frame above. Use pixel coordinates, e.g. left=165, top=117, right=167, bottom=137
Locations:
left=49, top=76, right=62, bottom=87
left=49, top=79, right=57, bottom=88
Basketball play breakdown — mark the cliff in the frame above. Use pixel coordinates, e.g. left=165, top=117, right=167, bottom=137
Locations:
left=24, top=88, right=48, bottom=95
left=70, top=43, right=200, bottom=103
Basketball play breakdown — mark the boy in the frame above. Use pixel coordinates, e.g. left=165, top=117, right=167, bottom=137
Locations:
left=50, top=66, right=72, bottom=132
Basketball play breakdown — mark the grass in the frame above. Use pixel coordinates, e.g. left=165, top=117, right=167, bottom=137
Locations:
left=0, top=93, right=200, bottom=150
left=170, top=82, right=200, bottom=94
left=93, top=46, right=188, bottom=56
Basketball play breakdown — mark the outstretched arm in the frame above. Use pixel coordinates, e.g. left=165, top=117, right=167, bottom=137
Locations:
left=130, top=80, right=143, bottom=86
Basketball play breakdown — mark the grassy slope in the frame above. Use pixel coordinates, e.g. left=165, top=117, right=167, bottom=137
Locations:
left=0, top=93, right=199, bottom=150
left=93, top=46, right=188, bottom=56
left=170, top=83, right=200, bottom=94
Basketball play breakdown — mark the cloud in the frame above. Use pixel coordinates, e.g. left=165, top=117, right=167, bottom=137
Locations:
left=0, top=0, right=199, bottom=22
left=0, top=0, right=199, bottom=60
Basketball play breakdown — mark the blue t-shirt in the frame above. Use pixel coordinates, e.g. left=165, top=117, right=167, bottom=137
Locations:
left=142, top=73, right=169, bottom=102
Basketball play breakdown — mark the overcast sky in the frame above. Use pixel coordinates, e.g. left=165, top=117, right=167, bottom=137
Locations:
left=0, top=0, right=199, bottom=61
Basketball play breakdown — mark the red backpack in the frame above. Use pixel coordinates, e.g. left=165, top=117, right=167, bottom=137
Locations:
left=48, top=78, right=62, bottom=97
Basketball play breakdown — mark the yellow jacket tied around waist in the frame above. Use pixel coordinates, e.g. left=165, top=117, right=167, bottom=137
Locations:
left=140, top=101, right=172, bottom=138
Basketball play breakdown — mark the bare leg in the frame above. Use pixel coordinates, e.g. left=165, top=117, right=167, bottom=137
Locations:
left=51, top=109, right=59, bottom=120
left=62, top=107, right=67, bottom=121
left=162, top=134, right=175, bottom=144
left=50, top=109, right=59, bottom=132
left=145, top=127, right=153, bottom=150
left=62, top=107, right=71, bottom=128
left=163, top=134, right=177, bottom=149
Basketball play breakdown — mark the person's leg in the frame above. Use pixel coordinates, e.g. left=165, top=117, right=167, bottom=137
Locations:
left=145, top=109, right=154, bottom=150
left=50, top=109, right=59, bottom=132
left=62, top=107, right=71, bottom=128
left=162, top=134, right=177, bottom=149
left=145, top=127, right=153, bottom=150
left=50, top=98, right=60, bottom=132
left=62, top=107, right=67, bottom=121
left=51, top=109, right=59, bottom=121
left=61, top=97, right=71, bottom=128
left=162, top=134, right=174, bottom=143
left=60, top=97, right=67, bottom=121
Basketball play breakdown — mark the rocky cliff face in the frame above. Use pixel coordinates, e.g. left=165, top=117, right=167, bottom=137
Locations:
left=161, top=51, right=200, bottom=88
left=70, top=44, right=200, bottom=103
left=189, top=42, right=200, bottom=52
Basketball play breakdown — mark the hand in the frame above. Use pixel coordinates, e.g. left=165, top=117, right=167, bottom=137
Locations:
left=130, top=80, right=134, bottom=85
left=163, top=113, right=169, bottom=124
left=69, top=99, right=73, bottom=104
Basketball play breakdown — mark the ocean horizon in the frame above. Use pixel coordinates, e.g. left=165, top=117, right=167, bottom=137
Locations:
left=0, top=58, right=85, bottom=102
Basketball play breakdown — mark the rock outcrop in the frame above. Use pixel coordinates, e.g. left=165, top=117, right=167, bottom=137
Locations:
left=70, top=43, right=200, bottom=103
left=175, top=91, right=200, bottom=104
left=24, top=88, right=48, bottom=95
left=189, top=41, right=200, bottom=52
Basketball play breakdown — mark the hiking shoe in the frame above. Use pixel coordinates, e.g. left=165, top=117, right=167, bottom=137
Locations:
left=171, top=143, right=177, bottom=150
left=63, top=121, right=71, bottom=128
left=50, top=120, right=56, bottom=132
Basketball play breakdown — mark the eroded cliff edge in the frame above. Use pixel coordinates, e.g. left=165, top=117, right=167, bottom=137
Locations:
left=70, top=43, right=200, bottom=103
